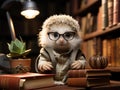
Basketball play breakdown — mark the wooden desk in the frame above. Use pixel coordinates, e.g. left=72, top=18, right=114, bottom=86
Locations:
left=36, top=81, right=120, bottom=90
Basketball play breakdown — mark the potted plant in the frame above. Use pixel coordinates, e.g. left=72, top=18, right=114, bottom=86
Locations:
left=7, top=38, right=31, bottom=73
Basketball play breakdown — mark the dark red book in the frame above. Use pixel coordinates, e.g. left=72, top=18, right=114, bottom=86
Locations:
left=0, top=72, right=55, bottom=90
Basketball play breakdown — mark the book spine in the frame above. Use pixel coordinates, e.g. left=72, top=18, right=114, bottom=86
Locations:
left=96, top=37, right=102, bottom=55
left=68, top=69, right=111, bottom=78
left=97, top=6, right=102, bottom=31
left=0, top=76, right=20, bottom=90
left=115, top=37, right=120, bottom=66
left=66, top=77, right=110, bottom=87
left=66, top=78, right=87, bottom=87
left=67, top=70, right=86, bottom=78
left=87, top=77, right=110, bottom=87
left=102, top=0, right=108, bottom=29
left=86, top=73, right=111, bottom=78
left=108, top=0, right=113, bottom=27
left=80, top=16, right=87, bottom=37
left=113, top=0, right=120, bottom=25
left=110, top=38, right=116, bottom=66
left=102, top=39, right=108, bottom=60
left=86, top=69, right=111, bottom=78
left=107, top=39, right=112, bottom=66
left=85, top=13, right=92, bottom=34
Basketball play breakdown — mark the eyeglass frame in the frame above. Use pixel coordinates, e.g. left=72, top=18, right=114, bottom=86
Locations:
left=47, top=32, right=76, bottom=41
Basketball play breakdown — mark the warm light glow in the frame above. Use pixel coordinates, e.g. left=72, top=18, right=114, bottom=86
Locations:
left=21, top=9, right=40, bottom=19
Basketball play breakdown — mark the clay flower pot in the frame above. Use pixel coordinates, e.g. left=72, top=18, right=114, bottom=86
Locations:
left=10, top=58, right=31, bottom=73
left=7, top=38, right=32, bottom=74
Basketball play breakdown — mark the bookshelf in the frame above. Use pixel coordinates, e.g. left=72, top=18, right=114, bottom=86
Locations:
left=71, top=0, right=120, bottom=73
left=83, top=24, right=120, bottom=40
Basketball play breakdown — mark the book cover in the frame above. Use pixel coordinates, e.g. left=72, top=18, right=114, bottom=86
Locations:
left=66, top=77, right=110, bottom=87
left=67, top=69, right=111, bottom=78
left=0, top=72, right=55, bottom=90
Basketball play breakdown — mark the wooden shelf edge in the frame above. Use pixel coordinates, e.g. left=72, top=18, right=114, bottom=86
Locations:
left=106, top=66, right=120, bottom=72
left=83, top=24, right=120, bottom=40
left=110, top=80, right=120, bottom=84
left=74, top=0, right=98, bottom=15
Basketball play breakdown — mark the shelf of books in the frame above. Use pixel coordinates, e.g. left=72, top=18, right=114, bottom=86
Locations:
left=71, top=0, right=120, bottom=70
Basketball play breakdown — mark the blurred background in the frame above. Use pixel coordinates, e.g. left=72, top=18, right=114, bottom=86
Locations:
left=0, top=0, right=71, bottom=71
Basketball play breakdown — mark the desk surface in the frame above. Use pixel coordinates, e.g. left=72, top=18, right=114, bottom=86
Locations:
left=36, top=81, right=120, bottom=90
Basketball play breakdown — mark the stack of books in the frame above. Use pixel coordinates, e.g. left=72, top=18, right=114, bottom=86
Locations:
left=0, top=72, right=55, bottom=90
left=66, top=69, right=111, bottom=87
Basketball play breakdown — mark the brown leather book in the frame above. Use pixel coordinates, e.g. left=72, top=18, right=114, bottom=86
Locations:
left=0, top=72, right=55, bottom=90
left=102, top=0, right=108, bottom=29
left=108, top=0, right=113, bottom=27
left=113, top=0, right=120, bottom=25
left=67, top=69, right=111, bottom=78
left=66, top=77, right=110, bottom=87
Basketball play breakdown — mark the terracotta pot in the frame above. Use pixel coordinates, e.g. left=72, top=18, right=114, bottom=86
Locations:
left=10, top=58, right=31, bottom=73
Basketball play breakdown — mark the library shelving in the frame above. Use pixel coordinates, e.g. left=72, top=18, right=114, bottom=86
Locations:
left=70, top=0, right=120, bottom=80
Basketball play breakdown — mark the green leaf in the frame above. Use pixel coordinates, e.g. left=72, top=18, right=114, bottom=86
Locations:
left=7, top=38, right=31, bottom=58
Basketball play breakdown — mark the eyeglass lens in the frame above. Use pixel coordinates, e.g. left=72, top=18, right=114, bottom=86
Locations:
left=48, top=32, right=75, bottom=41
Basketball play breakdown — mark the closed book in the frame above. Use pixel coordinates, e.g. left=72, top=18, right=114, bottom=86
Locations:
left=102, top=0, right=108, bottom=29
left=66, top=78, right=87, bottom=87
left=102, top=39, right=108, bottom=62
left=97, top=6, right=102, bottom=32
left=107, top=0, right=113, bottom=27
left=81, top=16, right=87, bottom=36
left=113, top=0, right=120, bottom=25
left=116, top=37, right=120, bottom=66
left=66, top=77, right=110, bottom=87
left=67, top=69, right=111, bottom=78
left=0, top=72, right=55, bottom=90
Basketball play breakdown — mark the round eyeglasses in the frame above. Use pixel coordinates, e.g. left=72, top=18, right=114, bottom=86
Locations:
left=48, top=32, right=75, bottom=41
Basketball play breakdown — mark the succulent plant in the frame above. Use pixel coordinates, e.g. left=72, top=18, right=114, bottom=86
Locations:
left=7, top=38, right=31, bottom=59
